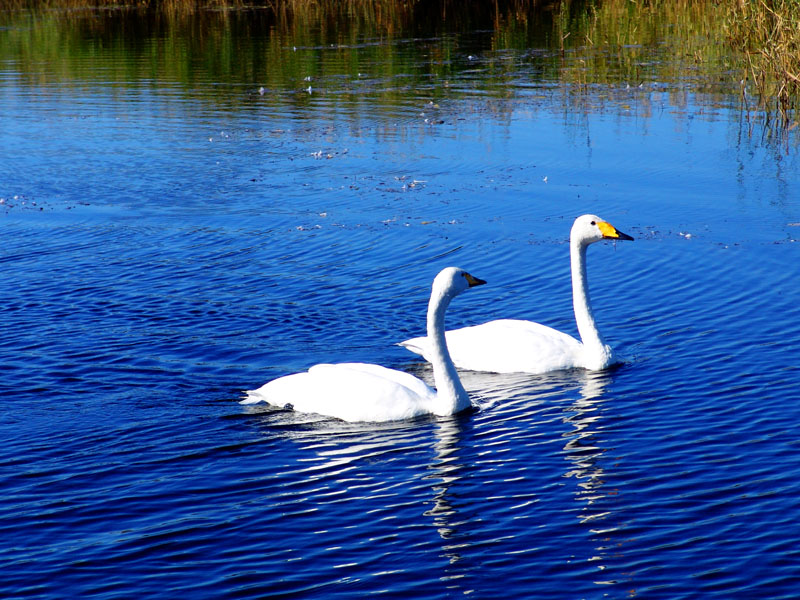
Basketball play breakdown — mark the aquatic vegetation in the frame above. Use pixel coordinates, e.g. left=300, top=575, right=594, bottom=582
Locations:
left=3, top=0, right=799, bottom=136
left=724, top=0, right=800, bottom=128
left=558, top=0, right=800, bottom=135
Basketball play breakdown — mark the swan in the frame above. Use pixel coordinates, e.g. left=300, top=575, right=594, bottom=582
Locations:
left=241, top=267, right=486, bottom=422
left=399, top=215, right=633, bottom=374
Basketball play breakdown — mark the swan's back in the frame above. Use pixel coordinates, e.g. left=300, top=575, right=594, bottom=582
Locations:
left=243, top=362, right=437, bottom=422
left=401, top=318, right=585, bottom=374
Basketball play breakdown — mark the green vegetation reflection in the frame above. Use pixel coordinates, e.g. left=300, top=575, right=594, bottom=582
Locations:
left=2, top=0, right=798, bottom=135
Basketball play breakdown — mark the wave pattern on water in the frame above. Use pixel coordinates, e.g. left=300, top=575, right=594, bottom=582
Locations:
left=2, top=10, right=800, bottom=600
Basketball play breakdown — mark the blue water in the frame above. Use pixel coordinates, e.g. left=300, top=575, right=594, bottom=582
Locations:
left=2, top=8, right=800, bottom=599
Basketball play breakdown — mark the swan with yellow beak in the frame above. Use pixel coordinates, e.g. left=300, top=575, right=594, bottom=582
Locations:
left=399, top=215, right=634, bottom=374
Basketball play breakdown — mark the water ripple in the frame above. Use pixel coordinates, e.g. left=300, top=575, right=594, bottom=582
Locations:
left=2, top=12, right=800, bottom=600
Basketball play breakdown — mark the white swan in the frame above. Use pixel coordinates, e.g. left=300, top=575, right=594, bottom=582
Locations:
left=241, top=267, right=486, bottom=422
left=399, top=215, right=633, bottom=374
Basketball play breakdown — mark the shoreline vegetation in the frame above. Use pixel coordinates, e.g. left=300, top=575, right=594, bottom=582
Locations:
left=3, top=0, right=799, bottom=133
left=725, top=0, right=800, bottom=130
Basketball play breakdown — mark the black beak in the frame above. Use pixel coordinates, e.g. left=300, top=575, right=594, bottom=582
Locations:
left=465, top=273, right=487, bottom=287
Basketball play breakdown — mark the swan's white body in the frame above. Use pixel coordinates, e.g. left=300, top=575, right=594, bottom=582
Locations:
left=242, top=267, right=486, bottom=422
left=400, top=215, right=633, bottom=374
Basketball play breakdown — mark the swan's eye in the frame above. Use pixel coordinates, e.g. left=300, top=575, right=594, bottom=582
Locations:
left=590, top=220, right=596, bottom=226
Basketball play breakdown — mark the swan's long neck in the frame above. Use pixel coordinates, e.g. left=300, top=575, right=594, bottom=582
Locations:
left=427, top=287, right=470, bottom=416
left=570, top=240, right=607, bottom=353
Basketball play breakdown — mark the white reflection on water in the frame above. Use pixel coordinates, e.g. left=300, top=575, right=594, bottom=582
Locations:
left=424, top=416, right=467, bottom=567
left=557, top=369, right=630, bottom=587
left=561, top=369, right=611, bottom=522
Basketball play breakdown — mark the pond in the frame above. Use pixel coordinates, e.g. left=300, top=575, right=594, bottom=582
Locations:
left=1, top=3, right=799, bottom=598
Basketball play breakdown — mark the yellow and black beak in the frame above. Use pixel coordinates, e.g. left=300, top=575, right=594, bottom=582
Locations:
left=464, top=272, right=487, bottom=287
left=597, top=221, right=634, bottom=241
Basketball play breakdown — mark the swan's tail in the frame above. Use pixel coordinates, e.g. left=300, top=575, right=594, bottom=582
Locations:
left=398, top=336, right=427, bottom=357
left=240, top=390, right=265, bottom=405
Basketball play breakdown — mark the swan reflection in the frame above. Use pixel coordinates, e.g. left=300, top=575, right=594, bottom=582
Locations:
left=241, top=364, right=622, bottom=593
left=562, top=369, right=611, bottom=522
left=558, top=369, right=628, bottom=587
left=424, top=415, right=470, bottom=566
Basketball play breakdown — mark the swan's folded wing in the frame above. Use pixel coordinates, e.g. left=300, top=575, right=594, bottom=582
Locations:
left=401, top=319, right=583, bottom=374
left=243, top=363, right=435, bottom=422
left=312, top=363, right=435, bottom=401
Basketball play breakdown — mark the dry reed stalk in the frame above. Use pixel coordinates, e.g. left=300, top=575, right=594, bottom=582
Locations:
left=725, top=0, right=800, bottom=127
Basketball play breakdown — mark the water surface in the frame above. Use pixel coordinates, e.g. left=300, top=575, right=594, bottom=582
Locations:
left=2, top=5, right=800, bottom=599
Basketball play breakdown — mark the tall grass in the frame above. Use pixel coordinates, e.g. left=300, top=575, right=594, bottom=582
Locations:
left=724, top=0, right=800, bottom=127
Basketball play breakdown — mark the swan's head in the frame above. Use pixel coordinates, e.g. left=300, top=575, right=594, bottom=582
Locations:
left=433, top=267, right=487, bottom=298
left=571, top=214, right=634, bottom=246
